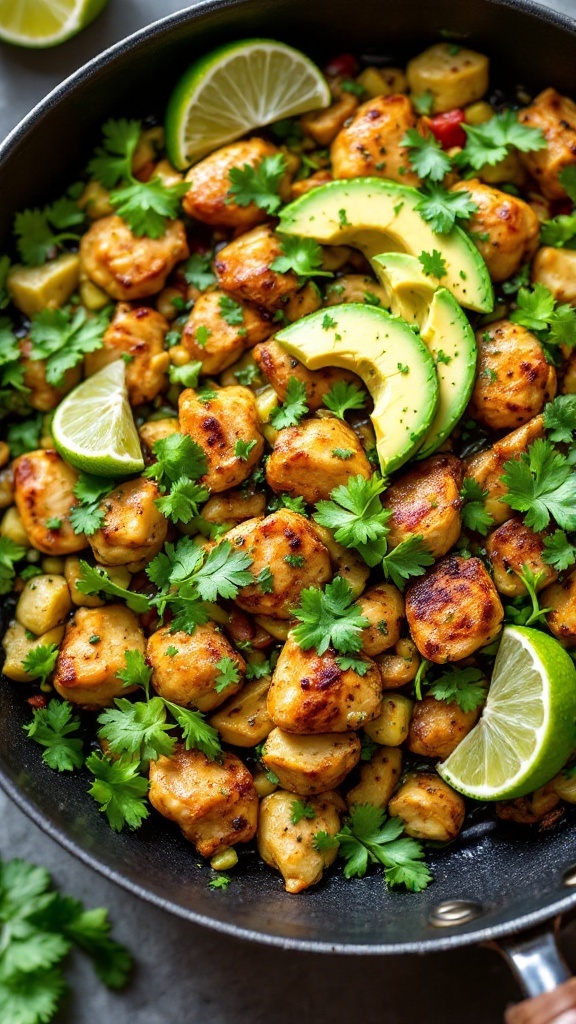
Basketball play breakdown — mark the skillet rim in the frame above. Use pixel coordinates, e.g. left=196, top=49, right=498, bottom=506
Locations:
left=1, top=0, right=576, bottom=955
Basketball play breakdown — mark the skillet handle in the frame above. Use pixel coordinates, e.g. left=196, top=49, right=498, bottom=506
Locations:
left=497, top=923, right=576, bottom=1023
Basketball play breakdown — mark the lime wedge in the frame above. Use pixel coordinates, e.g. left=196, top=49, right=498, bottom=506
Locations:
left=0, top=0, right=108, bottom=47
left=52, top=361, right=144, bottom=476
left=437, top=626, right=576, bottom=801
left=165, top=38, right=331, bottom=169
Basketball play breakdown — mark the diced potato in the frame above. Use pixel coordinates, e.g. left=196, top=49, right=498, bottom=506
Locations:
left=78, top=181, right=113, bottom=219
left=300, top=94, right=358, bottom=146
left=346, top=746, right=402, bottom=809
left=16, top=574, right=72, bottom=635
left=357, top=66, right=407, bottom=98
left=551, top=770, right=576, bottom=803
left=80, top=280, right=110, bottom=310
left=152, top=158, right=184, bottom=188
left=1, top=506, right=30, bottom=547
left=8, top=254, right=80, bottom=317
left=532, top=246, right=576, bottom=305
left=2, top=621, right=65, bottom=682
left=364, top=693, right=413, bottom=746
left=132, top=126, right=165, bottom=174
left=464, top=101, right=493, bottom=125
left=262, top=728, right=361, bottom=795
left=375, top=638, right=420, bottom=689
left=496, top=785, right=561, bottom=824
left=64, top=556, right=130, bottom=607
left=407, top=43, right=489, bottom=114
left=209, top=676, right=273, bottom=747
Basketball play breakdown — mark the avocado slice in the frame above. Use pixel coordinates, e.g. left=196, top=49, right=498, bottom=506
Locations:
left=278, top=178, right=493, bottom=314
left=372, top=254, right=477, bottom=458
left=275, top=303, right=439, bottom=475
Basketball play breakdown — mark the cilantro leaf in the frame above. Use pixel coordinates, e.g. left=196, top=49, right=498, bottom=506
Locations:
left=21, top=645, right=59, bottom=686
left=0, top=536, right=27, bottom=595
left=456, top=109, right=546, bottom=171
left=218, top=294, right=244, bottom=326
left=155, top=477, right=210, bottom=524
left=428, top=667, right=487, bottom=712
left=226, top=153, right=287, bottom=214
left=269, top=376, right=309, bottom=429
left=76, top=561, right=149, bottom=613
left=97, top=697, right=175, bottom=762
left=110, top=178, right=189, bottom=239
left=416, top=183, right=478, bottom=234
left=88, top=118, right=141, bottom=188
left=510, top=282, right=555, bottom=332
left=214, top=656, right=241, bottom=694
left=290, top=800, right=316, bottom=825
left=162, top=700, right=221, bottom=759
left=411, top=91, right=434, bottom=115
left=146, top=537, right=204, bottom=595
left=540, top=213, right=576, bottom=248
left=191, top=541, right=254, bottom=602
left=235, top=439, right=257, bottom=461
left=208, top=874, right=232, bottom=890
left=23, top=700, right=84, bottom=772
left=144, top=432, right=208, bottom=489
left=169, top=360, right=202, bottom=388
left=70, top=472, right=116, bottom=537
left=543, top=394, right=576, bottom=443
left=117, top=649, right=153, bottom=696
left=402, top=129, right=452, bottom=181
left=314, top=474, right=390, bottom=564
left=336, top=655, right=369, bottom=675
left=6, top=415, right=43, bottom=458
left=542, top=530, right=576, bottom=572
left=500, top=438, right=576, bottom=532
left=419, top=249, right=447, bottom=278
left=270, top=235, right=332, bottom=279
left=322, top=380, right=367, bottom=419
left=560, top=166, right=576, bottom=203
left=13, top=199, right=84, bottom=267
left=324, top=804, right=432, bottom=892
left=505, top=564, right=551, bottom=627
left=183, top=252, right=216, bottom=291
left=29, top=306, right=110, bottom=386
left=60, top=902, right=132, bottom=988
left=86, top=752, right=149, bottom=832
left=292, top=575, right=369, bottom=655
left=460, top=477, right=495, bottom=536
left=381, top=535, right=435, bottom=590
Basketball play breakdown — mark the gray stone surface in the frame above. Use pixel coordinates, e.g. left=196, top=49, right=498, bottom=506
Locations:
left=2, top=2, right=576, bottom=1021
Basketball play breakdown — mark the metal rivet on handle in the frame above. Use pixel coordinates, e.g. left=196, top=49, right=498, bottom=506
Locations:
left=562, top=864, right=576, bottom=887
left=429, top=900, right=484, bottom=927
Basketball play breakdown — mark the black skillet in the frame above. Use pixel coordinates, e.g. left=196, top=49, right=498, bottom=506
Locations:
left=1, top=2, right=576, bottom=1020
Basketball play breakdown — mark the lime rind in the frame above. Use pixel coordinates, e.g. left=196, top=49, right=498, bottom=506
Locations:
left=438, top=626, right=576, bottom=801
left=165, top=38, right=331, bottom=169
left=0, top=0, right=108, bottom=47
left=52, top=361, right=144, bottom=476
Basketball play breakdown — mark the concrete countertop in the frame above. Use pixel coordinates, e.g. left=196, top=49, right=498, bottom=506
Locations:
left=1, top=2, right=576, bottom=1020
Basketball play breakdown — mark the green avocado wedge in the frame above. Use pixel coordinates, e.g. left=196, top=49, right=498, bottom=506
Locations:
left=371, top=253, right=477, bottom=459
left=275, top=303, right=439, bottom=475
left=278, top=178, right=493, bottom=314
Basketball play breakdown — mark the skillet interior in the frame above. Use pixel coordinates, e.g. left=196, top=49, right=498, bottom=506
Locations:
left=1, top=0, right=576, bottom=954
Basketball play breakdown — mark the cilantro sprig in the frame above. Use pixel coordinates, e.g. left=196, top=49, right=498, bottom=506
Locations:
left=13, top=191, right=85, bottom=267
left=269, top=376, right=309, bottom=429
left=460, top=477, right=495, bottom=536
left=291, top=576, right=369, bottom=655
left=270, top=235, right=332, bottom=280
left=381, top=535, right=435, bottom=590
left=314, top=474, right=390, bottom=565
left=510, top=283, right=576, bottom=356
left=29, top=306, right=111, bottom=387
left=416, top=183, right=478, bottom=234
left=226, top=153, right=287, bottom=214
left=322, top=380, right=367, bottom=419
left=543, top=395, right=576, bottom=444
left=504, top=565, right=551, bottom=628
left=0, top=536, right=27, bottom=595
left=76, top=561, right=149, bottom=613
left=21, top=646, right=59, bottom=687
left=427, top=667, right=487, bottom=712
left=500, top=438, right=576, bottom=532
left=70, top=473, right=117, bottom=536
left=454, top=110, right=546, bottom=172
left=402, top=129, right=452, bottom=182
left=22, top=700, right=84, bottom=772
left=313, top=804, right=431, bottom=892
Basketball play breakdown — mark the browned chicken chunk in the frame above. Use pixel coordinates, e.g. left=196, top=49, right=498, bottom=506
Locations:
left=262, top=728, right=361, bottom=795
left=257, top=789, right=345, bottom=893
left=183, top=138, right=287, bottom=229
left=469, top=321, right=555, bottom=431
left=88, top=477, right=167, bottom=570
left=147, top=623, right=245, bottom=712
left=179, top=288, right=272, bottom=374
left=253, top=339, right=360, bottom=410
left=450, top=179, right=540, bottom=281
left=215, top=225, right=301, bottom=313
left=388, top=774, right=466, bottom=841
left=382, top=454, right=464, bottom=559
left=330, top=94, right=420, bottom=185
left=408, top=696, right=481, bottom=759
left=266, top=418, right=372, bottom=504
left=13, top=449, right=87, bottom=556
left=179, top=385, right=264, bottom=492
left=80, top=215, right=189, bottom=300
left=518, top=88, right=576, bottom=200
left=53, top=604, right=144, bottom=707
left=486, top=517, right=557, bottom=597
left=85, top=303, right=170, bottom=406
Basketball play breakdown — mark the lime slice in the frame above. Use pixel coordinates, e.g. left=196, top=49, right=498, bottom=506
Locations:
left=437, top=626, right=576, bottom=801
left=165, top=38, right=331, bottom=169
left=0, top=0, right=108, bottom=47
left=52, top=361, right=144, bottom=476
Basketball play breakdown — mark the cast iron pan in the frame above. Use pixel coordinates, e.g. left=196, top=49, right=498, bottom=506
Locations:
left=2, top=1, right=576, bottom=1018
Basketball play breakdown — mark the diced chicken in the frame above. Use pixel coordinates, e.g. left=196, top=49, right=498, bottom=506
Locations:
left=85, top=303, right=170, bottom=406
left=518, top=88, right=576, bottom=200
left=178, top=385, right=264, bottom=492
left=451, top=179, right=540, bottom=282
left=469, top=320, right=555, bottom=431
left=80, top=214, right=189, bottom=300
left=183, top=138, right=288, bottom=229
left=331, top=94, right=420, bottom=185
left=147, top=623, right=245, bottom=712
left=486, top=517, right=557, bottom=597
left=88, top=477, right=167, bottom=570
left=408, top=695, right=481, bottom=759
left=257, top=789, right=345, bottom=893
left=53, top=604, right=145, bottom=707
left=179, top=288, right=272, bottom=374
left=382, top=454, right=465, bottom=559
left=388, top=773, right=466, bottom=841
left=13, top=449, right=87, bottom=556
left=215, top=225, right=300, bottom=313
left=266, top=418, right=372, bottom=504
left=262, top=728, right=361, bottom=795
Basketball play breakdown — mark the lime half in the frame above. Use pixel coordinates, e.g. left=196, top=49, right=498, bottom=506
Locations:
left=52, top=361, right=144, bottom=476
left=438, top=626, right=576, bottom=801
left=165, top=38, right=331, bottom=169
left=0, top=0, right=108, bottom=48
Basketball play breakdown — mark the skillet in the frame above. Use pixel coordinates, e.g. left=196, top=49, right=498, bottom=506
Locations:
left=1, top=1, right=576, bottom=1019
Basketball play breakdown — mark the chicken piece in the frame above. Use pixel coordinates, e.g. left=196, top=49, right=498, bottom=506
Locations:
left=330, top=94, right=419, bottom=185
left=267, top=636, right=382, bottom=733
left=486, top=517, right=558, bottom=597
left=13, top=449, right=87, bottom=556
left=562, top=353, right=576, bottom=395
left=148, top=746, right=258, bottom=857
left=346, top=746, right=402, bottom=810
left=532, top=246, right=576, bottom=305
left=84, top=303, right=170, bottom=406
left=201, top=488, right=266, bottom=527
left=53, top=604, right=144, bottom=707
left=363, top=693, right=413, bottom=746
left=257, top=789, right=345, bottom=893
left=179, top=385, right=264, bottom=493
left=465, top=415, right=545, bottom=527
left=19, top=337, right=81, bottom=412
left=147, top=623, right=245, bottom=713
left=262, top=728, right=361, bottom=795
left=382, top=454, right=465, bottom=560
left=179, top=288, right=272, bottom=374
left=518, top=89, right=576, bottom=200
left=406, top=43, right=489, bottom=113
left=375, top=638, right=420, bottom=689
left=450, top=179, right=539, bottom=282
left=291, top=169, right=333, bottom=200
left=388, top=774, right=466, bottom=841
left=253, top=339, right=360, bottom=410
left=266, top=418, right=372, bottom=504
left=209, top=676, right=273, bottom=747
left=408, top=696, right=481, bottom=759
left=139, top=417, right=179, bottom=455
left=224, top=509, right=331, bottom=618
left=543, top=570, right=576, bottom=646
left=405, top=555, right=504, bottom=663
left=80, top=214, right=189, bottom=301
left=88, top=477, right=167, bottom=571
left=215, top=225, right=300, bottom=313
left=300, top=94, right=359, bottom=147
left=356, top=583, right=404, bottom=656
left=496, top=785, right=561, bottom=825
left=469, top=321, right=555, bottom=431
left=323, top=274, right=389, bottom=308
left=183, top=138, right=287, bottom=229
